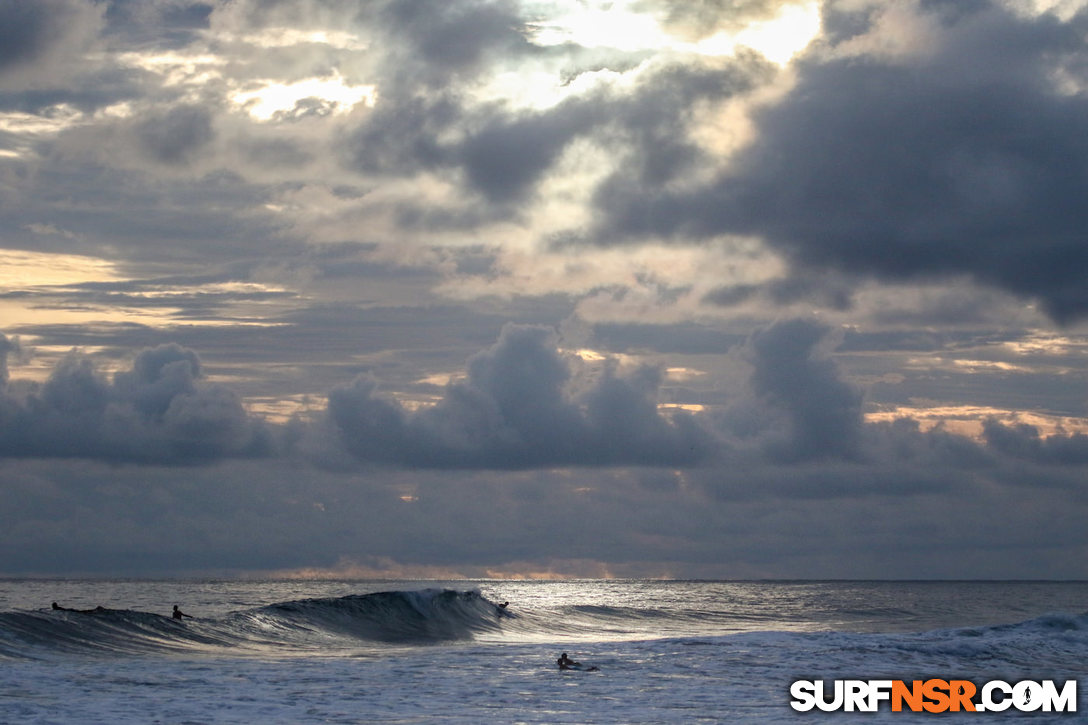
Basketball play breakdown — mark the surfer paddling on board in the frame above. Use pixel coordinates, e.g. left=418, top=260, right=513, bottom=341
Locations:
left=52, top=602, right=105, bottom=613
left=558, top=653, right=599, bottom=671
left=172, top=605, right=193, bottom=620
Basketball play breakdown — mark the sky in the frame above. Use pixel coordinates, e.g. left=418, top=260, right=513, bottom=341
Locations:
left=2, top=0, right=1088, bottom=579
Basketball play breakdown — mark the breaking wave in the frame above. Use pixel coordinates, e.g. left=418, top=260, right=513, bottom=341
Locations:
left=0, top=589, right=507, bottom=659
left=241, top=588, right=504, bottom=643
left=1, top=588, right=1085, bottom=668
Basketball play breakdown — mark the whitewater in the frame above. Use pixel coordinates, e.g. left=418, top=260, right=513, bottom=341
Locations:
left=0, top=580, right=1085, bottom=723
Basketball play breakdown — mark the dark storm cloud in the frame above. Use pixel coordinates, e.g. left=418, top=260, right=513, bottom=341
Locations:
left=721, top=318, right=864, bottom=462
left=0, top=341, right=270, bottom=463
left=321, top=316, right=1018, bottom=474
left=4, top=322, right=1088, bottom=577
left=594, top=1, right=1088, bottom=322
left=342, top=0, right=771, bottom=205
left=3, top=0, right=1088, bottom=580
left=459, top=99, right=603, bottom=203
left=347, top=51, right=769, bottom=212
left=327, top=323, right=712, bottom=468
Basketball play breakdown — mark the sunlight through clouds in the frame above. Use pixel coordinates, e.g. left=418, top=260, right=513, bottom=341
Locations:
left=529, top=0, right=821, bottom=65
left=482, top=1, right=820, bottom=114
left=3, top=0, right=1088, bottom=581
left=866, top=405, right=1088, bottom=439
left=0, top=249, right=119, bottom=287
left=230, top=72, right=377, bottom=121
left=531, top=2, right=670, bottom=51
left=715, top=1, right=822, bottom=64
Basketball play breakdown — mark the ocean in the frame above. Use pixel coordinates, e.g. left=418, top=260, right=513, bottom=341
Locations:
left=0, top=579, right=1085, bottom=723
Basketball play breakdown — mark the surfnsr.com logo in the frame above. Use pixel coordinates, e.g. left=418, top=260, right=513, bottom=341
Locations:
left=790, top=679, right=1078, bottom=713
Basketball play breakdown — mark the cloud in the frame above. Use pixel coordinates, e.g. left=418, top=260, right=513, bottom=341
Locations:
left=703, top=269, right=855, bottom=311
left=2, top=0, right=1088, bottom=580
left=5, top=426, right=1088, bottom=578
left=101, top=1, right=213, bottom=50
left=0, top=341, right=270, bottom=463
left=718, top=318, right=864, bottom=461
left=650, top=0, right=800, bottom=41
left=983, top=417, right=1088, bottom=465
left=137, top=104, right=216, bottom=165
left=346, top=92, right=463, bottom=178
left=344, top=45, right=768, bottom=218
left=326, top=323, right=711, bottom=468
left=590, top=321, right=743, bottom=355
left=0, top=0, right=105, bottom=90
left=335, top=0, right=542, bottom=186
left=377, top=0, right=535, bottom=85
left=0, top=334, right=17, bottom=387
left=593, top=1, right=1088, bottom=322
left=3, top=323, right=1088, bottom=578
left=458, top=99, right=604, bottom=203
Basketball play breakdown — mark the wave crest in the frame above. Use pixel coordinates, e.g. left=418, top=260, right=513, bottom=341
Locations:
left=0, top=589, right=506, bottom=659
left=250, top=588, right=503, bottom=643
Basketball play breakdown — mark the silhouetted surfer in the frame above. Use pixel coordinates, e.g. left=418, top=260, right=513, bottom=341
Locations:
left=52, top=602, right=103, bottom=613
left=172, top=605, right=193, bottom=620
left=558, top=652, right=599, bottom=671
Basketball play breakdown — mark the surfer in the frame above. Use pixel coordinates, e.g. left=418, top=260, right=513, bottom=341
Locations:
left=172, top=605, right=193, bottom=620
left=558, top=652, right=599, bottom=672
left=497, top=601, right=509, bottom=615
left=557, top=653, right=579, bottom=670
left=52, top=602, right=103, bottom=613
